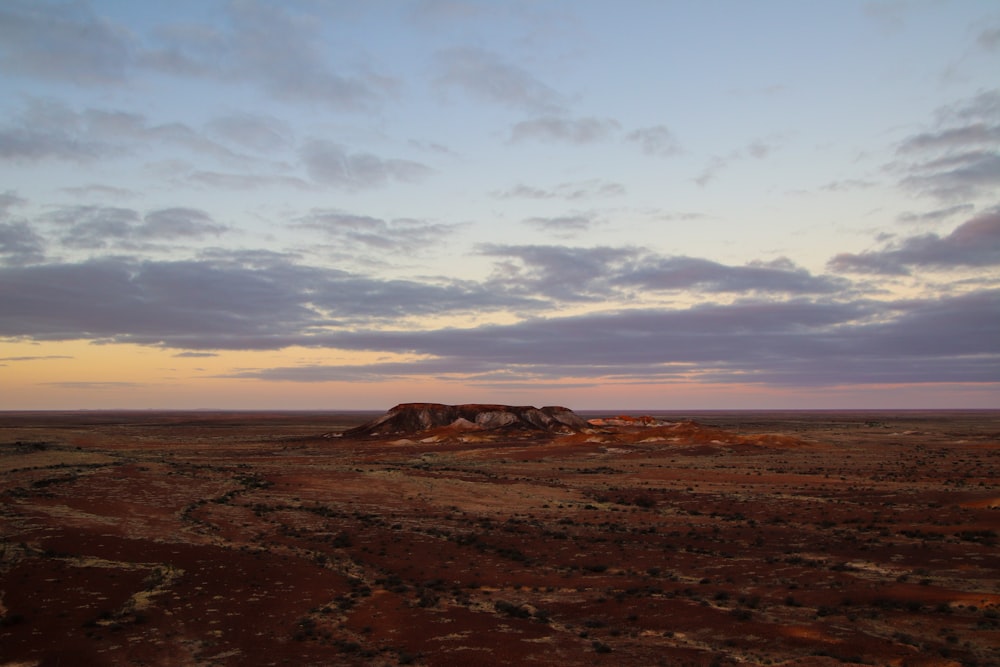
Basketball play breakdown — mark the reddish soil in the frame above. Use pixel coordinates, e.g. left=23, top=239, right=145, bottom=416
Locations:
left=1, top=410, right=998, bottom=666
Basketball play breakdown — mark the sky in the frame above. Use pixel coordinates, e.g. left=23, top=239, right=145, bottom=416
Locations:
left=1, top=0, right=999, bottom=410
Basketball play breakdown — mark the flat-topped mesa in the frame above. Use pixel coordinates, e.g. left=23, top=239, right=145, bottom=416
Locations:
left=342, top=403, right=590, bottom=438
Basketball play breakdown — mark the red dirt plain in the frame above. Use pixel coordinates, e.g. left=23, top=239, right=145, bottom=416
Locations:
left=1, top=410, right=998, bottom=666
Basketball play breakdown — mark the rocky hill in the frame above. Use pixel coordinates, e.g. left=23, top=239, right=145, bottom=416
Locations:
left=331, top=403, right=809, bottom=449
left=340, top=403, right=590, bottom=438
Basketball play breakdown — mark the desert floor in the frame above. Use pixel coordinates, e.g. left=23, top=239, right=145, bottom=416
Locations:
left=1, top=410, right=998, bottom=666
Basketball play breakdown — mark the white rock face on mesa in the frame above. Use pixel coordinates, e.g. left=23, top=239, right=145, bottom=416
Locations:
left=341, top=403, right=591, bottom=438
left=586, top=415, right=674, bottom=428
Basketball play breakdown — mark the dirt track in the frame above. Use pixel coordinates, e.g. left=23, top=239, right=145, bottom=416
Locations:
left=1, top=410, right=998, bottom=666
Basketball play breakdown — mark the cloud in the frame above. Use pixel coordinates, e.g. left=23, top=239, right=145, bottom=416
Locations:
left=695, top=138, right=782, bottom=186
left=523, top=215, right=595, bottom=234
left=407, top=139, right=457, bottom=156
left=0, top=0, right=135, bottom=84
left=295, top=210, right=459, bottom=253
left=229, top=302, right=867, bottom=374
left=0, top=99, right=118, bottom=162
left=84, top=108, right=245, bottom=161
left=143, top=0, right=391, bottom=111
left=494, top=180, right=625, bottom=200
left=494, top=184, right=557, bottom=199
left=625, top=125, right=681, bottom=157
left=695, top=157, right=727, bottom=187
left=481, top=245, right=845, bottom=300
left=826, top=251, right=910, bottom=276
left=0, top=190, right=27, bottom=216
left=226, top=288, right=1000, bottom=387
left=41, top=205, right=226, bottom=250
left=863, top=0, right=916, bottom=32
left=0, top=1, right=392, bottom=112
left=821, top=179, right=878, bottom=192
left=977, top=26, right=1000, bottom=51
left=480, top=244, right=635, bottom=301
left=225, top=356, right=504, bottom=383
left=895, top=90, right=1000, bottom=200
left=900, top=152, right=1000, bottom=201
left=139, top=208, right=228, bottom=240
left=0, top=99, right=244, bottom=164
left=613, top=256, right=846, bottom=295
left=186, top=170, right=311, bottom=191
left=510, top=116, right=620, bottom=144
left=301, top=140, right=432, bottom=190
left=0, top=221, right=46, bottom=265
left=0, top=257, right=346, bottom=345
left=828, top=209, right=1000, bottom=274
left=59, top=184, right=137, bottom=199
left=0, top=253, right=544, bottom=349
left=3, top=244, right=995, bottom=389
left=939, top=89, right=1000, bottom=125
left=411, top=0, right=497, bottom=23
left=434, top=46, right=563, bottom=113
left=47, top=205, right=140, bottom=249
left=898, top=124, right=1000, bottom=154
left=653, top=211, right=709, bottom=222
left=897, top=204, right=975, bottom=224
left=746, top=139, right=775, bottom=159
left=205, top=113, right=292, bottom=152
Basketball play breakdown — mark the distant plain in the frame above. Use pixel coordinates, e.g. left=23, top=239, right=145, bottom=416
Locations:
left=1, top=410, right=998, bottom=666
